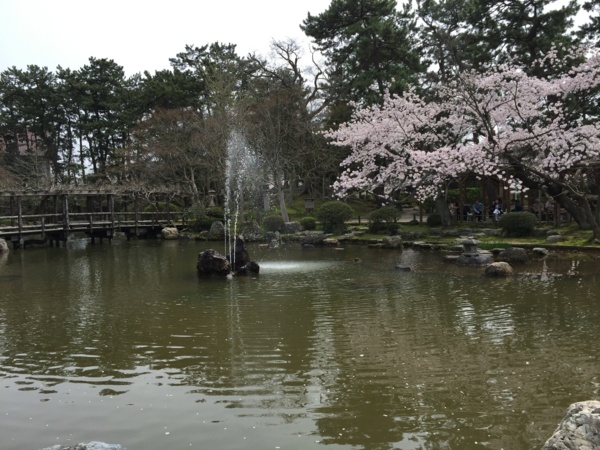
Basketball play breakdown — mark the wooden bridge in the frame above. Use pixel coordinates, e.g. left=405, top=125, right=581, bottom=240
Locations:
left=0, top=188, right=188, bottom=249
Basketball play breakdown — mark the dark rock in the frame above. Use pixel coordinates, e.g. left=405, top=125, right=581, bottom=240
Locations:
left=197, top=238, right=260, bottom=277
left=547, top=235, right=566, bottom=243
left=284, top=221, right=302, bottom=234
left=235, top=261, right=260, bottom=276
left=498, top=247, right=529, bottom=264
left=197, top=249, right=231, bottom=276
left=208, top=221, right=225, bottom=240
left=227, top=236, right=253, bottom=271
left=299, top=232, right=326, bottom=247
left=239, top=221, right=262, bottom=241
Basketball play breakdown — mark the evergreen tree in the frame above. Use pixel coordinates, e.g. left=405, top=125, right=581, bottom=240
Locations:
left=301, top=0, right=423, bottom=126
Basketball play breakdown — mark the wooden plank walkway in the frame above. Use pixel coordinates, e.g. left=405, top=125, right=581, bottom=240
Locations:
left=0, top=189, right=187, bottom=248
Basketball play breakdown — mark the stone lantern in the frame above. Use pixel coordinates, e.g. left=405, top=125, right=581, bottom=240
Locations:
left=456, top=238, right=494, bottom=266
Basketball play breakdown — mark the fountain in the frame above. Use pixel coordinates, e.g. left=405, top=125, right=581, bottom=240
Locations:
left=455, top=237, right=494, bottom=266
left=197, top=131, right=261, bottom=277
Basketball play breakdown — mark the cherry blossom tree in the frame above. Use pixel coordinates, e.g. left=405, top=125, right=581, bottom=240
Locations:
left=327, top=47, right=600, bottom=240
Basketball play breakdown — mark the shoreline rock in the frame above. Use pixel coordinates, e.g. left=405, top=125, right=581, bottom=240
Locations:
left=542, top=400, right=600, bottom=450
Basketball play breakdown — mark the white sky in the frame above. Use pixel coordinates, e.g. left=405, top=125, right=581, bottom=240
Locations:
left=0, top=0, right=330, bottom=76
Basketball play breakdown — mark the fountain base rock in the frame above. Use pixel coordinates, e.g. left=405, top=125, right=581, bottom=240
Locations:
left=197, top=237, right=259, bottom=277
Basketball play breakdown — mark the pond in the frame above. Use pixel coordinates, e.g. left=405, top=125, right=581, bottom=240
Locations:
left=0, top=239, right=599, bottom=450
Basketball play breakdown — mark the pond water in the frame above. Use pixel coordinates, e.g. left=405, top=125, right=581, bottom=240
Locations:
left=0, top=239, right=599, bottom=450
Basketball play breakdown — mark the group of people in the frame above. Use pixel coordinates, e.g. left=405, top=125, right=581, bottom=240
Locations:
left=449, top=198, right=522, bottom=223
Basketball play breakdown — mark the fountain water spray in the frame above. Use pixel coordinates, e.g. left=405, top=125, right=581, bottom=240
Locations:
left=224, top=131, right=262, bottom=274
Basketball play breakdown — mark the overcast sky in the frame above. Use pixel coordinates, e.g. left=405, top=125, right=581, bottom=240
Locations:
left=0, top=0, right=330, bottom=76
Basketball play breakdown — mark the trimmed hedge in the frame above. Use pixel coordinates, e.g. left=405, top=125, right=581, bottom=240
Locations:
left=426, top=213, right=443, bottom=227
left=299, top=216, right=316, bottom=231
left=498, top=212, right=538, bottom=237
left=263, top=215, right=285, bottom=232
left=316, top=201, right=354, bottom=233
left=369, top=206, right=401, bottom=234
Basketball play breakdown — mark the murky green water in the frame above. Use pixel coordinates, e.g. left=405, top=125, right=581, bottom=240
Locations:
left=0, top=239, right=598, bottom=450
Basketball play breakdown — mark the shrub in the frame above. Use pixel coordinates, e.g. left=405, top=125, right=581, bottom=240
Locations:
left=206, top=208, right=225, bottom=218
left=143, top=201, right=181, bottom=213
left=368, top=206, right=400, bottom=233
left=299, top=216, right=316, bottom=231
left=316, top=201, right=354, bottom=233
left=426, top=213, right=443, bottom=227
left=498, top=212, right=538, bottom=237
left=184, top=204, right=206, bottom=222
left=263, top=215, right=285, bottom=232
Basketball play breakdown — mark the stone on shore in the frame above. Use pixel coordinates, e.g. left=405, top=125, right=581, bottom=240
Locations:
left=547, top=234, right=566, bottom=243
left=0, top=238, right=9, bottom=252
left=542, top=400, right=600, bottom=450
left=382, top=235, right=403, bottom=249
left=208, top=221, right=225, bottom=240
left=497, top=247, right=529, bottom=264
left=161, top=227, right=179, bottom=240
left=484, top=262, right=514, bottom=277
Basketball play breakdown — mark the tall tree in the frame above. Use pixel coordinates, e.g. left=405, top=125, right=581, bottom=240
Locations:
left=68, top=57, right=137, bottom=181
left=243, top=40, right=332, bottom=219
left=302, top=0, right=423, bottom=126
left=0, top=65, right=65, bottom=186
left=416, top=0, right=580, bottom=80
left=579, top=0, right=600, bottom=47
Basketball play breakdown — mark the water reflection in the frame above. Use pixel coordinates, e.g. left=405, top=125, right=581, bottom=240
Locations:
left=0, top=241, right=598, bottom=449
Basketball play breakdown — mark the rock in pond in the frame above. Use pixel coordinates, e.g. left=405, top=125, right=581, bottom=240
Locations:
left=484, top=262, right=514, bottom=277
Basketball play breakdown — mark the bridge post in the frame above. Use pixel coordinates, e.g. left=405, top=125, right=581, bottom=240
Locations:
left=62, top=194, right=70, bottom=246
left=166, top=194, right=171, bottom=225
left=16, top=196, right=23, bottom=248
left=134, top=195, right=139, bottom=238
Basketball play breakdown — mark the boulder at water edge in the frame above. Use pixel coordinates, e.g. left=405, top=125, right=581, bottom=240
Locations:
left=161, top=227, right=179, bottom=240
left=382, top=236, right=403, bottom=249
left=208, top=221, right=225, bottom=240
left=0, top=238, right=9, bottom=252
left=542, top=400, right=600, bottom=450
left=484, top=262, right=514, bottom=277
left=497, top=247, right=529, bottom=264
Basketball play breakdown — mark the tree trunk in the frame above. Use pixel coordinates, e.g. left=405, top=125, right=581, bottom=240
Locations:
left=274, top=171, right=289, bottom=222
left=435, top=195, right=452, bottom=227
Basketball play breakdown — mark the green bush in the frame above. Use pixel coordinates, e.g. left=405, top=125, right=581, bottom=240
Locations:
left=498, top=212, right=538, bottom=237
left=316, top=201, right=354, bottom=234
left=368, top=206, right=400, bottom=233
left=263, top=215, right=285, bottom=232
left=206, top=208, right=225, bottom=218
left=184, top=204, right=206, bottom=221
left=183, top=204, right=213, bottom=232
left=426, top=213, right=443, bottom=227
left=190, top=217, right=216, bottom=232
left=143, top=201, right=181, bottom=213
left=299, top=216, right=316, bottom=231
